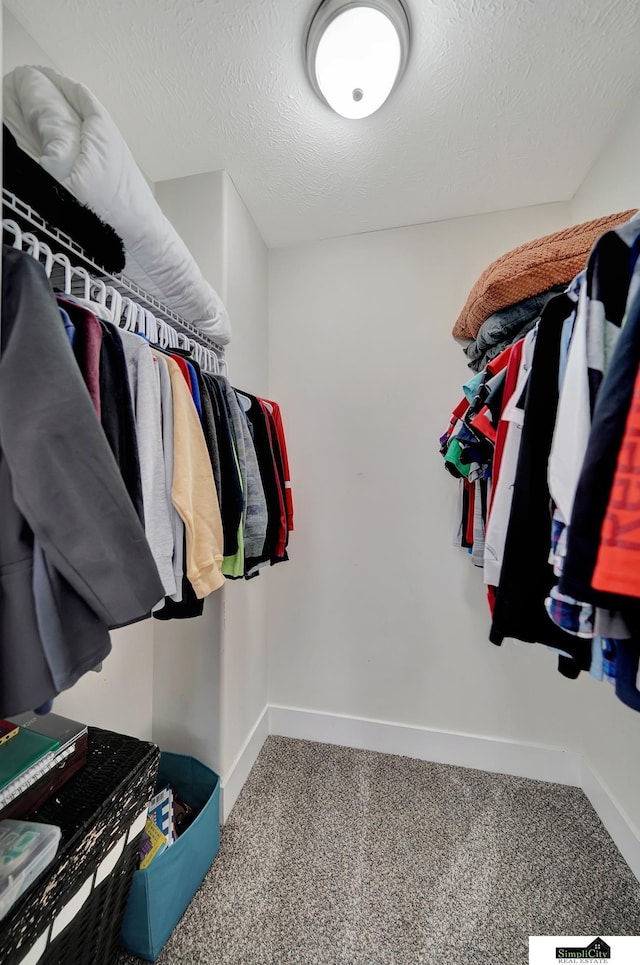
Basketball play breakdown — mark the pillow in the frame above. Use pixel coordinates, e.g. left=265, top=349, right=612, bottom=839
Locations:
left=452, top=211, right=637, bottom=340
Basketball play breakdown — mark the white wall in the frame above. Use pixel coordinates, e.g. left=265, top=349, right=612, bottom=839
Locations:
left=2, top=6, right=56, bottom=74
left=153, top=172, right=225, bottom=298
left=152, top=597, right=224, bottom=769
left=569, top=94, right=640, bottom=835
left=155, top=171, right=269, bottom=781
left=150, top=172, right=227, bottom=773
left=267, top=201, right=588, bottom=755
left=572, top=92, right=640, bottom=222
left=218, top=173, right=269, bottom=777
left=53, top=624, right=154, bottom=741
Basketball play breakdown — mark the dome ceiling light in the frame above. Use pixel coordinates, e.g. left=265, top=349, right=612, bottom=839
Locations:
left=305, top=0, right=411, bottom=120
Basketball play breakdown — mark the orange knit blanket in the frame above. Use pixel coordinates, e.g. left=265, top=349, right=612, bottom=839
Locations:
left=452, top=210, right=637, bottom=340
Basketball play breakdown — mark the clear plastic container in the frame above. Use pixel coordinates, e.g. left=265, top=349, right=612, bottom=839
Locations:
left=0, top=819, right=61, bottom=920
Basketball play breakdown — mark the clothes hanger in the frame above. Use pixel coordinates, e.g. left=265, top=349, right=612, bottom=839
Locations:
left=134, top=304, right=149, bottom=338
left=36, top=240, right=54, bottom=278
left=105, top=287, right=122, bottom=326
left=236, top=390, right=252, bottom=412
left=71, top=265, right=91, bottom=300
left=3, top=219, right=23, bottom=249
left=52, top=252, right=73, bottom=294
left=121, top=298, right=138, bottom=332
left=90, top=278, right=108, bottom=313
left=74, top=278, right=115, bottom=323
left=22, top=232, right=40, bottom=262
left=144, top=308, right=158, bottom=345
left=156, top=317, right=170, bottom=349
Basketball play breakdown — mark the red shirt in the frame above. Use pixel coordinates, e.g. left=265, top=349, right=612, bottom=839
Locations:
left=260, top=398, right=294, bottom=533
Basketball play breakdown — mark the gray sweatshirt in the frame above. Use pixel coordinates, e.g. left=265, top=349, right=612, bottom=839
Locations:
left=213, top=376, right=268, bottom=560
left=119, top=330, right=176, bottom=597
left=151, top=350, right=185, bottom=603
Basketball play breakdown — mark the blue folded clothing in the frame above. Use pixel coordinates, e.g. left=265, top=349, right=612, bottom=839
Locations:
left=464, top=286, right=565, bottom=371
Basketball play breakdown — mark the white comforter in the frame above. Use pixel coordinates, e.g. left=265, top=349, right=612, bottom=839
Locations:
left=4, top=66, right=231, bottom=345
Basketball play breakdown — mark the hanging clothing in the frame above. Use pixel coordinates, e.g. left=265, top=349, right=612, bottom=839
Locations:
left=261, top=397, right=295, bottom=534
left=57, top=297, right=103, bottom=416
left=483, top=332, right=531, bottom=588
left=441, top=210, right=640, bottom=711
left=150, top=348, right=185, bottom=605
left=204, top=373, right=243, bottom=561
left=119, top=329, right=177, bottom=598
left=185, top=362, right=202, bottom=419
left=560, top=283, right=640, bottom=605
left=239, top=390, right=288, bottom=571
left=260, top=400, right=289, bottom=560
left=488, top=293, right=590, bottom=670
left=0, top=247, right=164, bottom=715
left=153, top=565, right=205, bottom=620
left=213, top=376, right=269, bottom=565
left=594, top=475, right=640, bottom=599
left=591, top=300, right=640, bottom=598
left=192, top=365, right=222, bottom=500
left=97, top=318, right=145, bottom=522
left=164, top=355, right=225, bottom=598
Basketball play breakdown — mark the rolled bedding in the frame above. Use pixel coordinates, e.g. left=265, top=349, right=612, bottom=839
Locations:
left=4, top=66, right=230, bottom=345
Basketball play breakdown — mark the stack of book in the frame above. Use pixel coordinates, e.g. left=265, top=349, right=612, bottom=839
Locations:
left=0, top=714, right=88, bottom=820
left=139, top=786, right=175, bottom=869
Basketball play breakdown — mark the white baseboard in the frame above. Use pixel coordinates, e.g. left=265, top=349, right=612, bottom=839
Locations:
left=268, top=705, right=582, bottom=786
left=581, top=759, right=640, bottom=881
left=220, top=705, right=269, bottom=821
left=219, top=704, right=640, bottom=883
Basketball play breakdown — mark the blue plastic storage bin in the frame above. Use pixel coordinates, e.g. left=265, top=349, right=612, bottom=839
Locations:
left=120, top=752, right=220, bottom=961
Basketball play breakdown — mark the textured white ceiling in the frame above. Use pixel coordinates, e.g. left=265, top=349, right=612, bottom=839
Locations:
left=6, top=0, right=640, bottom=246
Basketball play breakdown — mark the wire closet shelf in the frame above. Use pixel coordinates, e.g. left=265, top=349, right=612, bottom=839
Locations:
left=2, top=188, right=227, bottom=375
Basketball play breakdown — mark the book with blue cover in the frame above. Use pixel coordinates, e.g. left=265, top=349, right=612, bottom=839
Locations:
left=148, top=786, right=175, bottom=845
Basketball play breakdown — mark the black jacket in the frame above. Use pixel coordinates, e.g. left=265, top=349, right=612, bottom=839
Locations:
left=489, top=293, right=591, bottom=673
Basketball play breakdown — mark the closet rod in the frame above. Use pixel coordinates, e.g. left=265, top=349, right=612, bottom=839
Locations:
left=2, top=188, right=227, bottom=358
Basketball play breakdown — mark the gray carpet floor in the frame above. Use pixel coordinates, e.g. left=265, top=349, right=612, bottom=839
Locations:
left=118, top=736, right=640, bottom=964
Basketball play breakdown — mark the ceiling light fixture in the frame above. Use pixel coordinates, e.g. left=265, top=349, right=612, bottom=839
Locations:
left=306, top=0, right=411, bottom=120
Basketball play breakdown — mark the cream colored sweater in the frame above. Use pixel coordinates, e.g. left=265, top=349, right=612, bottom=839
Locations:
left=165, top=356, right=225, bottom=597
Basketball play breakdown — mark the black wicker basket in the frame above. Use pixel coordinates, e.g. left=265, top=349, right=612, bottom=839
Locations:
left=0, top=727, right=159, bottom=965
